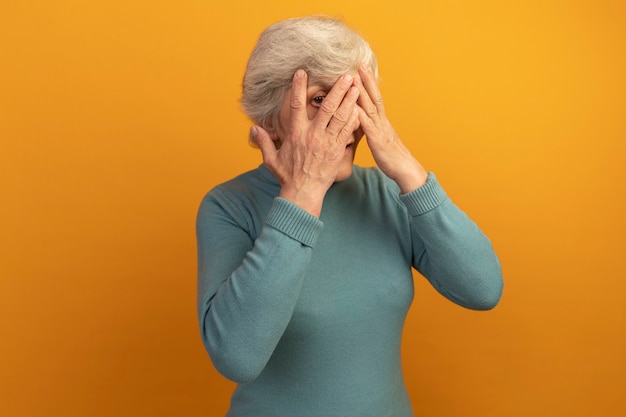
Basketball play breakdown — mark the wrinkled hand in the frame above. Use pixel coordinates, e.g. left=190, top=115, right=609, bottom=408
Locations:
left=355, top=64, right=428, bottom=193
left=252, top=70, right=360, bottom=217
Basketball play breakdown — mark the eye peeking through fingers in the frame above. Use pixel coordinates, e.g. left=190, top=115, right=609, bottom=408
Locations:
left=311, top=94, right=327, bottom=107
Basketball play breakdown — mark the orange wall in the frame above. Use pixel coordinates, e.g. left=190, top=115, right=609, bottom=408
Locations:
left=1, top=1, right=625, bottom=416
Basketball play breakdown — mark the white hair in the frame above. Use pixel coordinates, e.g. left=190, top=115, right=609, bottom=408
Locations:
left=240, top=15, right=379, bottom=145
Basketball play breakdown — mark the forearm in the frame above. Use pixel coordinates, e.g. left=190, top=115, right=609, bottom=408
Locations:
left=402, top=174, right=503, bottom=310
left=197, top=197, right=323, bottom=382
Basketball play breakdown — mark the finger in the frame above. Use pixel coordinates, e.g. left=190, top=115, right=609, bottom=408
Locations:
left=325, top=86, right=359, bottom=137
left=356, top=105, right=376, bottom=132
left=289, top=70, right=309, bottom=130
left=358, top=64, right=386, bottom=118
left=252, top=125, right=277, bottom=165
left=354, top=76, right=378, bottom=119
left=311, top=74, right=354, bottom=129
left=336, top=107, right=360, bottom=143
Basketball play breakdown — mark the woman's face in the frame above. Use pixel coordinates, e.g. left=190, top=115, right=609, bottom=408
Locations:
left=274, top=80, right=364, bottom=183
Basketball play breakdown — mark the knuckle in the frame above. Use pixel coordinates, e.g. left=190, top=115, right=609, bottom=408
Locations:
left=338, top=126, right=351, bottom=138
left=319, top=100, right=335, bottom=114
left=290, top=96, right=305, bottom=110
left=332, top=110, right=348, bottom=124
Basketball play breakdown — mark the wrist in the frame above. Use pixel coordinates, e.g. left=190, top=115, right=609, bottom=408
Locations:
left=392, top=162, right=428, bottom=194
left=279, top=185, right=327, bottom=218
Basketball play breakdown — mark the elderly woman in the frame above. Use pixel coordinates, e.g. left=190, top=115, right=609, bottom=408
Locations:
left=197, top=15, right=503, bottom=417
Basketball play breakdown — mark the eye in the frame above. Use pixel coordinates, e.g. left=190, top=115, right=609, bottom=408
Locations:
left=311, top=94, right=326, bottom=107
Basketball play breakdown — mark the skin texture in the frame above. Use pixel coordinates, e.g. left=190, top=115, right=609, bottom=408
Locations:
left=253, top=64, right=428, bottom=217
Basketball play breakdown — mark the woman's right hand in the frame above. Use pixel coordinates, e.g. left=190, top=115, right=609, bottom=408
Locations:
left=252, top=70, right=360, bottom=217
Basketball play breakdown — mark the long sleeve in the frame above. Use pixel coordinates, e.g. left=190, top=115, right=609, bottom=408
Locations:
left=196, top=191, right=323, bottom=383
left=400, top=173, right=503, bottom=310
left=196, top=166, right=502, bottom=417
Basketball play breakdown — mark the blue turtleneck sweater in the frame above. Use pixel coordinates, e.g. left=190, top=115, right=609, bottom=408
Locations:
left=196, top=165, right=503, bottom=417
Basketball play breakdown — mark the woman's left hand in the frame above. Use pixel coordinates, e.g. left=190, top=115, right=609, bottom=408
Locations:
left=355, top=64, right=428, bottom=193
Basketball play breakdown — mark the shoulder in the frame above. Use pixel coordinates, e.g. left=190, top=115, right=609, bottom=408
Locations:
left=349, top=166, right=450, bottom=215
left=201, top=165, right=278, bottom=205
left=197, top=165, right=279, bottom=229
left=210, top=165, right=277, bottom=196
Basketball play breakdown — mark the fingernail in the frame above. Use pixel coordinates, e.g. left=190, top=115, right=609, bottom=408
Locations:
left=343, top=74, right=353, bottom=83
left=251, top=126, right=258, bottom=137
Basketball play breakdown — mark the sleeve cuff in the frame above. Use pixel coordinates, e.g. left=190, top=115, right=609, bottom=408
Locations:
left=399, top=172, right=448, bottom=216
left=265, top=197, right=324, bottom=247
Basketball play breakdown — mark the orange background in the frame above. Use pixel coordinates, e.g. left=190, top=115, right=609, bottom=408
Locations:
left=1, top=1, right=625, bottom=416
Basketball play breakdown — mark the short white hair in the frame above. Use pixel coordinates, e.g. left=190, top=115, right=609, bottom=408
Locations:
left=241, top=15, right=379, bottom=145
